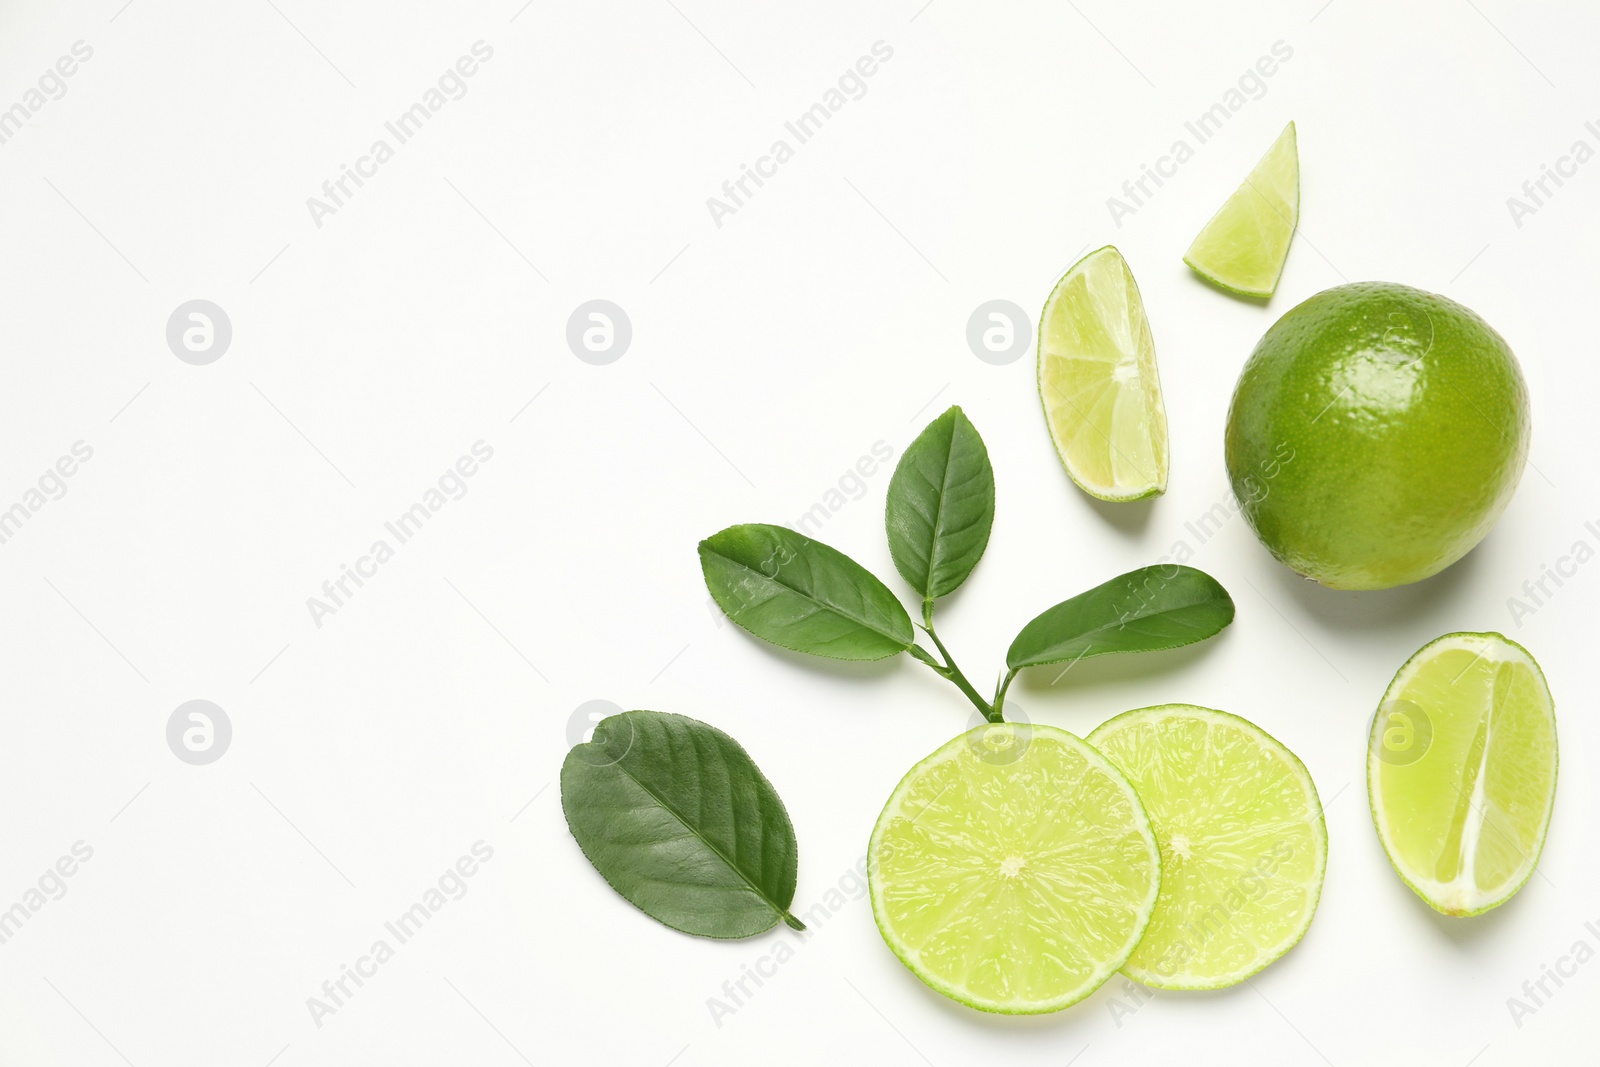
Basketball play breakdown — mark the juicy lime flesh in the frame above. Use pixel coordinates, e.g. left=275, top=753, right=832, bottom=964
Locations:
left=1226, top=281, right=1530, bottom=589
left=1038, top=245, right=1169, bottom=501
left=1369, top=633, right=1556, bottom=916
left=1185, top=121, right=1298, bottom=297
left=869, top=725, right=1160, bottom=1013
left=1089, top=706, right=1326, bottom=988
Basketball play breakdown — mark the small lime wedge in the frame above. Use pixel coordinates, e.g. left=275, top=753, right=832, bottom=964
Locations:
left=1037, top=246, right=1169, bottom=502
left=1368, top=632, right=1557, bottom=916
left=1185, top=121, right=1299, bottom=297
left=1088, top=705, right=1327, bottom=989
left=868, top=723, right=1160, bottom=1013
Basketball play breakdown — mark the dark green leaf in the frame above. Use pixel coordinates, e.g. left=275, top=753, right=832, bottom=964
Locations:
left=1006, top=565, right=1235, bottom=670
left=885, top=406, right=995, bottom=601
left=561, top=710, right=803, bottom=939
left=699, top=524, right=913, bottom=661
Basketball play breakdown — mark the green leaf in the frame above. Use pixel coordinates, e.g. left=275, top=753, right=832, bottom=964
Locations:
left=885, top=406, right=996, bottom=601
left=1006, top=565, right=1235, bottom=670
left=561, top=710, right=804, bottom=939
left=699, top=524, right=914, bottom=661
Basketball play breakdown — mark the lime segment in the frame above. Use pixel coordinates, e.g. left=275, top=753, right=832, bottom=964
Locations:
left=1037, top=245, right=1169, bottom=502
left=1088, top=705, right=1327, bottom=989
left=868, top=724, right=1160, bottom=1013
left=1185, top=121, right=1298, bottom=297
left=1368, top=632, right=1557, bottom=916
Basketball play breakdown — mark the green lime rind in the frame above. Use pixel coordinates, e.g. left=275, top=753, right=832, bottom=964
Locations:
left=1184, top=121, right=1299, bottom=299
left=1367, top=631, right=1558, bottom=917
left=1088, top=704, right=1328, bottom=991
left=1183, top=263, right=1280, bottom=302
left=1224, top=281, right=1530, bottom=590
left=1036, top=244, right=1169, bottom=503
left=868, top=723, right=1161, bottom=1013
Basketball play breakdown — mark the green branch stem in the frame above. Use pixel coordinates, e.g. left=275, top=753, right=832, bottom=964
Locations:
left=914, top=602, right=1001, bottom=722
left=992, top=667, right=1018, bottom=719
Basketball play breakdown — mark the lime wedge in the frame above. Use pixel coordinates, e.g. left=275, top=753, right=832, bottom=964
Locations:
left=868, top=723, right=1160, bottom=1013
left=1037, top=246, right=1169, bottom=502
left=1368, top=632, right=1557, bottom=917
left=1184, top=121, right=1299, bottom=297
left=1088, top=705, right=1327, bottom=989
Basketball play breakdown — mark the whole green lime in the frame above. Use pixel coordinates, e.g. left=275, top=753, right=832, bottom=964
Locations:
left=1225, top=282, right=1530, bottom=590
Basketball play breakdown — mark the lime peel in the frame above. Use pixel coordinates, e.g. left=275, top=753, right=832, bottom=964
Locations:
left=1224, top=281, right=1530, bottom=590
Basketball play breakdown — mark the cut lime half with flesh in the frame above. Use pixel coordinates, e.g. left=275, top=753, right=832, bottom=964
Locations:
left=1037, top=245, right=1169, bottom=502
left=1088, top=705, right=1327, bottom=989
left=1185, top=121, right=1299, bottom=298
left=868, top=723, right=1160, bottom=1013
left=1368, top=632, right=1557, bottom=917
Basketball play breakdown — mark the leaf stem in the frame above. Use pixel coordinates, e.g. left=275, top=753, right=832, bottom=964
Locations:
left=906, top=643, right=944, bottom=671
left=783, top=910, right=807, bottom=931
left=992, top=667, right=1018, bottom=719
left=916, top=603, right=999, bottom=722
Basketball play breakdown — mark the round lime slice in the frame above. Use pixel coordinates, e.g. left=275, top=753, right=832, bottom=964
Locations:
left=1184, top=121, right=1299, bottom=298
left=1088, top=705, right=1327, bottom=989
left=868, top=723, right=1160, bottom=1013
left=1037, top=245, right=1169, bottom=502
left=1368, top=632, right=1557, bottom=916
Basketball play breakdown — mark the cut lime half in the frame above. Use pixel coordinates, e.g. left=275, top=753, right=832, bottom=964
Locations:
left=1185, top=121, right=1299, bottom=298
left=1088, top=705, right=1327, bottom=989
left=1368, top=632, right=1557, bottom=916
left=868, top=723, right=1160, bottom=1013
left=1037, top=245, right=1169, bottom=502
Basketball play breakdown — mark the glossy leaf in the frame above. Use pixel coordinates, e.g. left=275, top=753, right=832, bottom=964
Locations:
left=561, top=710, right=803, bottom=939
left=700, top=524, right=913, bottom=661
left=1006, top=565, right=1235, bottom=670
left=885, top=406, right=996, bottom=601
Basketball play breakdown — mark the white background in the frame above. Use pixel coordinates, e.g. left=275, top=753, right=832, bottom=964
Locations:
left=0, top=1, right=1595, bottom=1064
